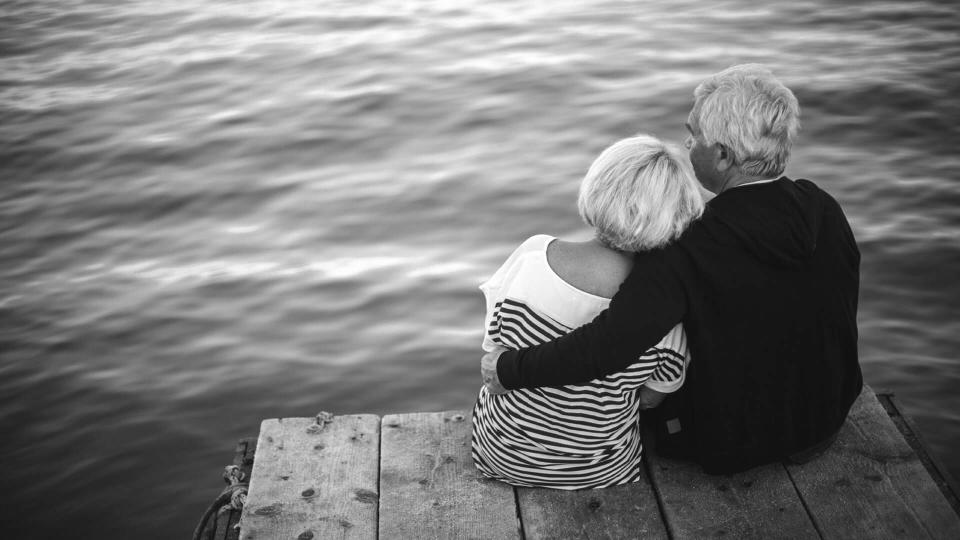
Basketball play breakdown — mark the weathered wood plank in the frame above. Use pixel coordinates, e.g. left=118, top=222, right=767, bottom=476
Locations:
left=877, top=391, right=960, bottom=518
left=240, top=415, right=380, bottom=540
left=786, top=386, right=960, bottom=539
left=646, top=446, right=818, bottom=538
left=516, top=468, right=669, bottom=539
left=378, top=410, right=519, bottom=539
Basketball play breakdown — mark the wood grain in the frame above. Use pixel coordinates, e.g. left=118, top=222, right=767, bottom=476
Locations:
left=786, top=386, right=960, bottom=539
left=516, top=469, right=669, bottom=539
left=378, top=410, right=519, bottom=539
left=240, top=415, right=380, bottom=540
left=647, top=449, right=818, bottom=538
left=230, top=384, right=960, bottom=539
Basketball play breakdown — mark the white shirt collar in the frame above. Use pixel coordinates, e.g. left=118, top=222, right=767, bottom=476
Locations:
left=731, top=176, right=782, bottom=189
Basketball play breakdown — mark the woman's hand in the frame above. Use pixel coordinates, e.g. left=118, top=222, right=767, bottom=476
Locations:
left=481, top=347, right=509, bottom=395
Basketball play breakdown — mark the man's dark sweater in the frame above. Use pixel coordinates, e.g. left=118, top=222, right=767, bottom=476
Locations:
left=496, top=177, right=863, bottom=474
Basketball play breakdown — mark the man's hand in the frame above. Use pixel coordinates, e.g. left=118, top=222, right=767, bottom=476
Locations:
left=638, top=386, right=668, bottom=410
left=481, top=347, right=509, bottom=395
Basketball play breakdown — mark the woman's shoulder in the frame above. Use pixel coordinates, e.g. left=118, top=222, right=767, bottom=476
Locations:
left=498, top=234, right=555, bottom=271
left=546, top=239, right=633, bottom=299
left=481, top=234, right=554, bottom=292
left=517, top=234, right=555, bottom=252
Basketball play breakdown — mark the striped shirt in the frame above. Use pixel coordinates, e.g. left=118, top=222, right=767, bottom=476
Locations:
left=471, top=235, right=690, bottom=489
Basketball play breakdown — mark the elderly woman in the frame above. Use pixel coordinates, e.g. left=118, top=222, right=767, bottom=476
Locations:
left=471, top=135, right=704, bottom=489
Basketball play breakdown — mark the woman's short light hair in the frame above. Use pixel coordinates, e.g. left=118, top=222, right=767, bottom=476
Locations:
left=691, top=64, right=800, bottom=178
left=578, top=134, right=704, bottom=252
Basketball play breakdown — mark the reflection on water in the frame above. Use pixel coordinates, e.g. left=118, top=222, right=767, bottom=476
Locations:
left=2, top=0, right=959, bottom=538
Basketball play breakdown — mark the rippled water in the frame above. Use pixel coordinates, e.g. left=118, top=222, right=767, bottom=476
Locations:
left=2, top=0, right=959, bottom=538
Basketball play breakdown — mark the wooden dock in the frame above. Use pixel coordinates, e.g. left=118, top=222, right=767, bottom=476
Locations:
left=203, top=386, right=960, bottom=539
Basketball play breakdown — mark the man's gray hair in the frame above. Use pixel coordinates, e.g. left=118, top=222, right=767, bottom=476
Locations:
left=692, top=64, right=800, bottom=178
left=578, top=134, right=704, bottom=252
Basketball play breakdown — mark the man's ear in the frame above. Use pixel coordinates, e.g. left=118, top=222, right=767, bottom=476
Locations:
left=715, top=143, right=734, bottom=172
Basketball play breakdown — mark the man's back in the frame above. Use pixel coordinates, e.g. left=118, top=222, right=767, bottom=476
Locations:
left=653, top=177, right=862, bottom=473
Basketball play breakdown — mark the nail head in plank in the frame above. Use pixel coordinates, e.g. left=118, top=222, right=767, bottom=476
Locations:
left=786, top=387, right=960, bottom=539
left=516, top=469, right=669, bottom=539
left=378, top=410, right=519, bottom=539
left=240, top=415, right=380, bottom=540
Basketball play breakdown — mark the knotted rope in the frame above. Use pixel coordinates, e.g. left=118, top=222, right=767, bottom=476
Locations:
left=192, top=465, right=249, bottom=540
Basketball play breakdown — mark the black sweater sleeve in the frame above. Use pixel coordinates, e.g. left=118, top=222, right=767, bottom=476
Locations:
left=496, top=246, right=689, bottom=390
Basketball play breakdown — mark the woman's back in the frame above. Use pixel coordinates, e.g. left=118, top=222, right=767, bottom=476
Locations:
left=472, top=134, right=703, bottom=489
left=471, top=235, right=688, bottom=489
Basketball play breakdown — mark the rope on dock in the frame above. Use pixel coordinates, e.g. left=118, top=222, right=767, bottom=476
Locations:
left=192, top=465, right=249, bottom=540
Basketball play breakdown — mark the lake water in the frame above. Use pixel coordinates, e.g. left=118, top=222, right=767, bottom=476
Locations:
left=2, top=0, right=958, bottom=538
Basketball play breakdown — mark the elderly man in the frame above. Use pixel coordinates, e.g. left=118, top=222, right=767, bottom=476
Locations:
left=481, top=64, right=863, bottom=474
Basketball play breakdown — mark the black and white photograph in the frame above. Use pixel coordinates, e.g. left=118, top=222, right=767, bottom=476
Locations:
left=2, top=0, right=958, bottom=538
